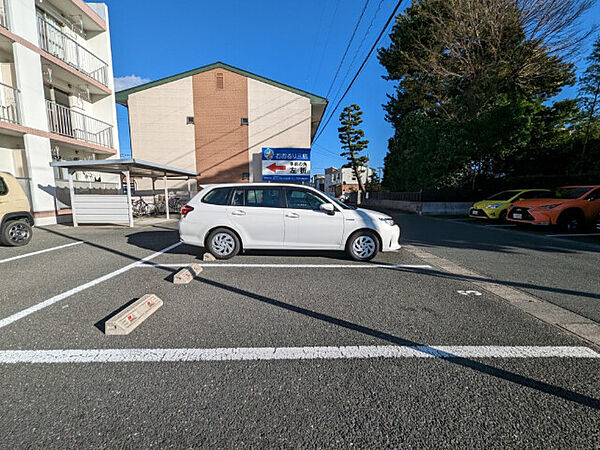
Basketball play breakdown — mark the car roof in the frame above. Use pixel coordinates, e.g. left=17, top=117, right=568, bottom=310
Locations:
left=201, top=183, right=315, bottom=189
left=558, top=185, right=600, bottom=189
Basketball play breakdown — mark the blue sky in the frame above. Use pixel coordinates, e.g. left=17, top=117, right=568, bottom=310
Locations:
left=104, top=0, right=600, bottom=175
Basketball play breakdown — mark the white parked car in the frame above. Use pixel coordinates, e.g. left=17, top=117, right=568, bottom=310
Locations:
left=179, top=183, right=401, bottom=261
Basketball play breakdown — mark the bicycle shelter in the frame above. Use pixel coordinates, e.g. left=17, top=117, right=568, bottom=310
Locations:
left=50, top=159, right=199, bottom=227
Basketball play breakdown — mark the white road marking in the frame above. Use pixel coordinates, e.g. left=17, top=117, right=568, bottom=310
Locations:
left=486, top=224, right=516, bottom=227
left=0, top=345, right=596, bottom=364
left=0, top=242, right=182, bottom=330
left=457, top=290, right=482, bottom=296
left=0, top=241, right=83, bottom=264
left=545, top=233, right=600, bottom=237
left=138, top=263, right=433, bottom=269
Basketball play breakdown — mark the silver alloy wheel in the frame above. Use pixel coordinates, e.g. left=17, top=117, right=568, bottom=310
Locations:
left=352, top=235, right=376, bottom=259
left=8, top=222, right=30, bottom=244
left=211, top=232, right=236, bottom=256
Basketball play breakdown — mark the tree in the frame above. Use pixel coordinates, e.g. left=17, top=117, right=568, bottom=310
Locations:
left=578, top=36, right=600, bottom=171
left=378, top=0, right=592, bottom=190
left=338, top=104, right=369, bottom=199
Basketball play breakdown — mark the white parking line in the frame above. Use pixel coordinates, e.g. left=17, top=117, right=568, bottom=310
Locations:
left=0, top=345, right=596, bottom=364
left=486, top=224, right=516, bottom=227
left=0, top=241, right=83, bottom=264
left=137, top=263, right=433, bottom=269
left=545, top=233, right=600, bottom=237
left=0, top=242, right=181, bottom=330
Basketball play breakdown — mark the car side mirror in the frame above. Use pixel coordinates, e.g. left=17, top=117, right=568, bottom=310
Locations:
left=320, top=203, right=335, bottom=215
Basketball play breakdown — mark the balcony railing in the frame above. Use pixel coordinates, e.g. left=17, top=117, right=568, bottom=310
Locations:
left=0, top=82, right=20, bottom=124
left=0, top=0, right=9, bottom=29
left=37, top=16, right=108, bottom=87
left=46, top=100, right=113, bottom=148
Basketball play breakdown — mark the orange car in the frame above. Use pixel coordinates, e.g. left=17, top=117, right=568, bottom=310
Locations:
left=507, top=185, right=600, bottom=232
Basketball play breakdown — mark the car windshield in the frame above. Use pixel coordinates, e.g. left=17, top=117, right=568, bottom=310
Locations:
left=548, top=187, right=592, bottom=199
left=323, top=192, right=352, bottom=209
left=487, top=191, right=518, bottom=201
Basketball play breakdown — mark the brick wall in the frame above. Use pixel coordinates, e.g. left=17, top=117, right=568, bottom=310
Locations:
left=192, top=69, right=249, bottom=184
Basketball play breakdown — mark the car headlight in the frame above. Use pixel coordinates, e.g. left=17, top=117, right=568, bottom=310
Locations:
left=485, top=203, right=504, bottom=209
left=379, top=217, right=395, bottom=226
left=538, top=204, right=561, bottom=210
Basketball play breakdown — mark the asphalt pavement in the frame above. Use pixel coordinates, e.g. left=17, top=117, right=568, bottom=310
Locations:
left=0, top=218, right=598, bottom=448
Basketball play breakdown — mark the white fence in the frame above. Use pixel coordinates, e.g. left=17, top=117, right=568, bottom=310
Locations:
left=72, top=194, right=129, bottom=224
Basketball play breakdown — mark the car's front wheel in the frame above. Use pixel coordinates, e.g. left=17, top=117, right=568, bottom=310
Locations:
left=1, top=220, right=32, bottom=247
left=558, top=211, right=583, bottom=233
left=346, top=231, right=379, bottom=261
left=206, top=228, right=240, bottom=259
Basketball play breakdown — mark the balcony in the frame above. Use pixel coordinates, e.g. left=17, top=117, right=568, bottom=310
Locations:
left=0, top=81, right=20, bottom=124
left=46, top=100, right=113, bottom=149
left=37, top=16, right=108, bottom=87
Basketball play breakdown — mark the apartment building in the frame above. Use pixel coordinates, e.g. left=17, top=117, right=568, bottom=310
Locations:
left=324, top=166, right=373, bottom=198
left=0, top=0, right=119, bottom=225
left=116, top=62, right=327, bottom=189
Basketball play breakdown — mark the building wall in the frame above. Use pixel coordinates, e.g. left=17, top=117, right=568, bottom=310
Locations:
left=127, top=67, right=317, bottom=186
left=192, top=69, right=249, bottom=184
left=128, top=77, right=195, bottom=190
left=0, top=0, right=118, bottom=225
left=247, top=78, right=311, bottom=182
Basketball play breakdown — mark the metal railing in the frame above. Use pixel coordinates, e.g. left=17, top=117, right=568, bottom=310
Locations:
left=0, top=81, right=20, bottom=124
left=37, top=16, right=108, bottom=87
left=46, top=100, right=113, bottom=148
left=0, top=0, right=9, bottom=29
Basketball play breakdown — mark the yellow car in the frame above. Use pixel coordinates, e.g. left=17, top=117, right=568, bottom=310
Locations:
left=469, top=189, right=550, bottom=221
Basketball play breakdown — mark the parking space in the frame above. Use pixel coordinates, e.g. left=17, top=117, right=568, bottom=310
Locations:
left=0, top=217, right=598, bottom=447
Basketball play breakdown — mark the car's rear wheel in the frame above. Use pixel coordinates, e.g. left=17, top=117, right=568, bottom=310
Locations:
left=1, top=220, right=32, bottom=247
left=558, top=211, right=583, bottom=233
left=346, top=231, right=379, bottom=261
left=206, top=228, right=240, bottom=259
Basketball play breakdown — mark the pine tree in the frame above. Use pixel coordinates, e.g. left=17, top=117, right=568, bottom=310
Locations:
left=338, top=104, right=369, bottom=201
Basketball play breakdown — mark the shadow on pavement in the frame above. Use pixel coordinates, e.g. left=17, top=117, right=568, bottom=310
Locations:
left=195, top=275, right=600, bottom=411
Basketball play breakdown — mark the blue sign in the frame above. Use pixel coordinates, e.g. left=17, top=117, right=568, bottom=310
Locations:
left=262, top=147, right=311, bottom=182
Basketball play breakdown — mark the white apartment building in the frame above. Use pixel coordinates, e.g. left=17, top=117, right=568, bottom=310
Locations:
left=324, top=166, right=373, bottom=197
left=0, top=0, right=119, bottom=225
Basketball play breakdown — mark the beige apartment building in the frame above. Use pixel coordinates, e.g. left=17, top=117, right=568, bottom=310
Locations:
left=116, top=62, right=327, bottom=189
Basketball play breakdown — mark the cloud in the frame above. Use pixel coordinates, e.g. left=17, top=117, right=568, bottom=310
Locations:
left=114, top=74, right=151, bottom=91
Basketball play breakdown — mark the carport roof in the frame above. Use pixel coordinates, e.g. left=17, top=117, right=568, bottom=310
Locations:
left=50, top=158, right=199, bottom=179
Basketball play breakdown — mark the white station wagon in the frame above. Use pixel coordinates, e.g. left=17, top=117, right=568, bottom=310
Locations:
left=179, top=183, right=401, bottom=261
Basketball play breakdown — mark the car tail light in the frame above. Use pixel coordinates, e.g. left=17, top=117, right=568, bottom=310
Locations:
left=180, top=204, right=194, bottom=217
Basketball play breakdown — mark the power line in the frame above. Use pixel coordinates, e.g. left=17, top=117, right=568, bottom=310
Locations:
left=329, top=0, right=385, bottom=107
left=314, top=0, right=404, bottom=143
left=325, top=0, right=371, bottom=99
left=311, top=0, right=341, bottom=91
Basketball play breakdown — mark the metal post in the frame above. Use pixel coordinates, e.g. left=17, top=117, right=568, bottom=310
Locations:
left=125, top=170, right=134, bottom=227
left=68, top=170, right=77, bottom=227
left=187, top=178, right=192, bottom=200
left=164, top=174, right=169, bottom=220
left=151, top=178, right=156, bottom=213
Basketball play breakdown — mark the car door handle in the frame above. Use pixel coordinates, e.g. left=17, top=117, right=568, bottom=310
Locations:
left=285, top=212, right=299, bottom=219
left=231, top=210, right=246, bottom=216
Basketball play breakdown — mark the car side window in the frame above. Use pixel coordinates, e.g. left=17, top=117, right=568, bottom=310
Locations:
left=586, top=189, right=600, bottom=201
left=286, top=189, right=326, bottom=210
left=245, top=188, right=281, bottom=208
left=231, top=188, right=244, bottom=206
left=520, top=191, right=548, bottom=199
left=202, top=188, right=231, bottom=205
left=0, top=177, right=7, bottom=196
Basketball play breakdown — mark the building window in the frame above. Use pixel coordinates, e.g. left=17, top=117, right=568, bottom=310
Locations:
left=242, top=172, right=249, bottom=180
left=216, top=72, right=224, bottom=89
left=186, top=116, right=194, bottom=125
left=241, top=117, right=249, bottom=125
